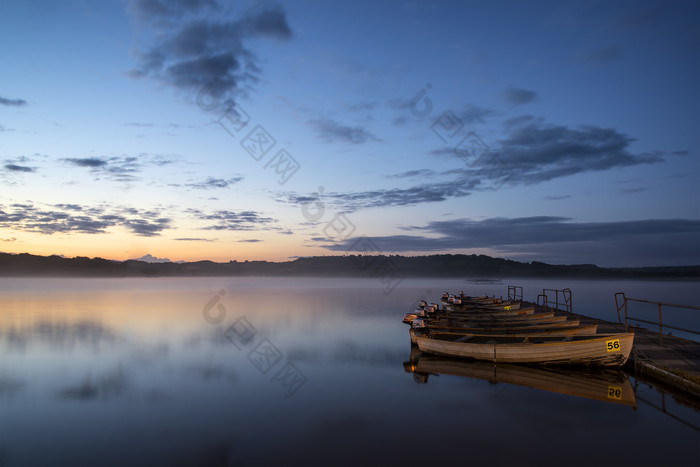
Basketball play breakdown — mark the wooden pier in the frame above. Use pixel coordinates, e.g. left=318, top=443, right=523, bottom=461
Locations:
left=531, top=305, right=700, bottom=404
left=440, top=287, right=700, bottom=403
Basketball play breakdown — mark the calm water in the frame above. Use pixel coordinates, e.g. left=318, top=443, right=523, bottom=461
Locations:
left=0, top=277, right=698, bottom=466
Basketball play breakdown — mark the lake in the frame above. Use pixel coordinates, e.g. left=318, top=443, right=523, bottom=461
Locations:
left=0, top=277, right=698, bottom=466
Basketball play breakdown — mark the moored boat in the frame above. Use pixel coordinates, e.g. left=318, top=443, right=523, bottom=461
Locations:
left=414, top=332, right=635, bottom=367
left=408, top=323, right=598, bottom=344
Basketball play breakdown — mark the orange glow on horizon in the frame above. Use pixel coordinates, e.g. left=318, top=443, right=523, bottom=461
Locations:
left=0, top=229, right=313, bottom=263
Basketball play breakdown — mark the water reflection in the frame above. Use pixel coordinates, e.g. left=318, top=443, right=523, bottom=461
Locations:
left=0, top=320, right=117, bottom=351
left=0, top=277, right=697, bottom=466
left=57, top=367, right=127, bottom=401
left=404, top=346, right=638, bottom=408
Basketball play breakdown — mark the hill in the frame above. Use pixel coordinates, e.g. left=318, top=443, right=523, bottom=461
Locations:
left=0, top=252, right=698, bottom=278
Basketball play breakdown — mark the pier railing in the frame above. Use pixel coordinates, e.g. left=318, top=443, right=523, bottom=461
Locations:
left=615, top=292, right=700, bottom=345
left=508, top=285, right=523, bottom=302
left=537, top=288, right=572, bottom=313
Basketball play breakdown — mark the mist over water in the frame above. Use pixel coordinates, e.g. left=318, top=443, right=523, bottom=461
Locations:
left=0, top=277, right=698, bottom=466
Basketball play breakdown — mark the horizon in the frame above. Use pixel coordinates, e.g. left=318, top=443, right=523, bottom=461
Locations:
left=1, top=0, right=699, bottom=267
left=2, top=250, right=698, bottom=270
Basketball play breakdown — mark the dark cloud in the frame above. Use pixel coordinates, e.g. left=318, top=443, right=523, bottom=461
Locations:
left=64, top=158, right=107, bottom=168
left=62, top=155, right=176, bottom=183
left=187, top=208, right=276, bottom=231
left=0, top=202, right=171, bottom=237
left=53, top=204, right=83, bottom=211
left=128, top=1, right=292, bottom=110
left=0, top=96, right=27, bottom=107
left=4, top=164, right=35, bottom=173
left=124, top=218, right=171, bottom=236
left=503, top=87, right=538, bottom=105
left=174, top=237, right=215, bottom=242
left=184, top=176, right=243, bottom=189
left=387, top=169, right=437, bottom=179
left=579, top=45, right=622, bottom=63
left=282, top=117, right=673, bottom=213
left=284, top=183, right=475, bottom=212
left=237, top=239, right=262, bottom=243
left=308, top=118, right=382, bottom=145
left=318, top=217, right=700, bottom=266
left=545, top=195, right=571, bottom=201
left=433, top=117, right=667, bottom=188
left=489, top=118, right=663, bottom=183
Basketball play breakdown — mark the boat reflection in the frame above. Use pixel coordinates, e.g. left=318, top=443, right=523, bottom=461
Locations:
left=403, top=346, right=637, bottom=408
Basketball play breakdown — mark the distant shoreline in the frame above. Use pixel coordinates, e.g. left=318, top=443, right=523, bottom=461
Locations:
left=1, top=252, right=698, bottom=279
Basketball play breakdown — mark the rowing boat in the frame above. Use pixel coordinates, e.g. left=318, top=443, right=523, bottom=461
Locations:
left=408, top=323, right=598, bottom=344
left=403, top=306, right=535, bottom=324
left=414, top=332, right=635, bottom=367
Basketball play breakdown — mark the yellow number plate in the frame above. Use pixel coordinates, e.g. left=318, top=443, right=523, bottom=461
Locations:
left=606, top=339, right=621, bottom=352
left=607, top=385, right=622, bottom=400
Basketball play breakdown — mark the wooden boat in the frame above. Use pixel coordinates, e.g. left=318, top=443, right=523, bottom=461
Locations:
left=405, top=307, right=535, bottom=324
left=439, top=306, right=536, bottom=318
left=446, top=301, right=522, bottom=312
left=436, top=311, right=559, bottom=323
left=408, top=323, right=598, bottom=344
left=403, top=352, right=637, bottom=407
left=417, top=316, right=576, bottom=332
left=444, top=305, right=534, bottom=315
left=414, top=332, right=635, bottom=367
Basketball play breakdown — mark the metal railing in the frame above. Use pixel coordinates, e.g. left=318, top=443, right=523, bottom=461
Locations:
left=537, top=288, right=572, bottom=313
left=614, top=292, right=700, bottom=345
left=508, top=285, right=523, bottom=302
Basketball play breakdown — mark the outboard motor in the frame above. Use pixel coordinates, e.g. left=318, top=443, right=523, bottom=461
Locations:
left=412, top=318, right=427, bottom=329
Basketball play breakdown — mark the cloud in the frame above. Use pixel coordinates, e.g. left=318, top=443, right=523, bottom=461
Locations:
left=317, top=216, right=700, bottom=266
left=62, top=154, right=176, bottom=183
left=545, top=195, right=571, bottom=201
left=281, top=117, right=675, bottom=213
left=284, top=183, right=475, bottom=212
left=187, top=208, right=276, bottom=231
left=128, top=1, right=292, bottom=109
left=237, top=239, right=262, bottom=243
left=0, top=96, right=27, bottom=107
left=184, top=176, right=243, bottom=189
left=489, top=118, right=664, bottom=183
left=579, top=45, right=622, bottom=63
left=387, top=169, right=437, bottom=179
left=308, top=118, right=382, bottom=145
left=0, top=202, right=171, bottom=237
left=174, top=237, right=215, bottom=242
left=503, top=87, right=538, bottom=105
left=4, top=164, right=35, bottom=173
left=64, top=158, right=108, bottom=168
left=124, top=122, right=155, bottom=127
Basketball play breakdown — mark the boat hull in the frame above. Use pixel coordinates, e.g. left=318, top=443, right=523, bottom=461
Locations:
left=415, top=333, right=634, bottom=367
left=409, top=323, right=598, bottom=344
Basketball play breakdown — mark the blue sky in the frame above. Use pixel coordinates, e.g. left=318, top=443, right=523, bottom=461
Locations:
left=0, top=0, right=698, bottom=266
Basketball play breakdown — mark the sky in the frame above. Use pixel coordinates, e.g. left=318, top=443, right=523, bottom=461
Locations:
left=0, top=0, right=698, bottom=267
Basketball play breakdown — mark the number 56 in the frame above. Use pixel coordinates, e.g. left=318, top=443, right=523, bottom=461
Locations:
left=606, top=339, right=620, bottom=351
